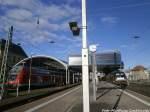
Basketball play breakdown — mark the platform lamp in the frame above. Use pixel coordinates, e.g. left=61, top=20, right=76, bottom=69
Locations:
left=69, top=22, right=80, bottom=36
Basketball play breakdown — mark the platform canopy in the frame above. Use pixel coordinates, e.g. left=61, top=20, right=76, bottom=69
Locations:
left=13, top=55, right=68, bottom=70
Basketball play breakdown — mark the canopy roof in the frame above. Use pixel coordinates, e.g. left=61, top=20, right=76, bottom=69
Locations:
left=13, top=55, right=68, bottom=70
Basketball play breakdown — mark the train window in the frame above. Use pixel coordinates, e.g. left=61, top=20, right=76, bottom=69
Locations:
left=9, top=75, right=17, bottom=81
left=10, top=67, right=21, bottom=74
left=117, top=75, right=124, bottom=78
left=13, top=57, right=16, bottom=63
left=116, top=73, right=120, bottom=76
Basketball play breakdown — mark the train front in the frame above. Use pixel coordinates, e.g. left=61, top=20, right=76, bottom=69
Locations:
left=7, top=66, right=25, bottom=88
left=114, top=72, right=128, bottom=88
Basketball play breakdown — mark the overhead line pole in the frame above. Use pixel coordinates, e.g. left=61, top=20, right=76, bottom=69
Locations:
left=28, top=55, right=32, bottom=93
left=0, top=26, right=13, bottom=100
left=82, top=0, right=90, bottom=112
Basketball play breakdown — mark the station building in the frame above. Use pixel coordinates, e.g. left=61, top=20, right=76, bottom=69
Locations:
left=128, top=65, right=150, bottom=81
left=0, top=39, right=27, bottom=69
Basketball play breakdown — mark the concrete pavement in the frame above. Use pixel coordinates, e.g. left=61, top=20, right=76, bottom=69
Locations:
left=6, top=81, right=150, bottom=112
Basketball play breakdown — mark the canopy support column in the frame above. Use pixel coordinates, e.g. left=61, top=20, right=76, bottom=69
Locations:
left=68, top=70, right=70, bottom=84
left=66, top=68, right=68, bottom=84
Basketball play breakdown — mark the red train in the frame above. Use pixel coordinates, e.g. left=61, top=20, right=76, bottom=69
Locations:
left=7, top=65, right=66, bottom=89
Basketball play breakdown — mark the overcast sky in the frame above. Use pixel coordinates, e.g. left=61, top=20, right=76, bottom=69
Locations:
left=0, top=0, right=150, bottom=68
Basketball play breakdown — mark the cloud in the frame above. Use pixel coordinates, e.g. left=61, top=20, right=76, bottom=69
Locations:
left=6, top=9, right=33, bottom=21
left=1, top=0, right=81, bottom=21
left=0, top=0, right=81, bottom=46
left=29, top=31, right=57, bottom=44
left=0, top=0, right=41, bottom=10
left=66, top=0, right=81, bottom=4
left=101, top=16, right=118, bottom=24
left=35, top=4, right=79, bottom=21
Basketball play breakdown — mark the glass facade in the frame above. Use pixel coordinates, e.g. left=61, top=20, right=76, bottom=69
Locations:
left=96, top=52, right=122, bottom=65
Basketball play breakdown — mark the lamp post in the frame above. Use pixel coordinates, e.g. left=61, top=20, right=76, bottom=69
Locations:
left=69, top=0, right=90, bottom=111
left=89, top=44, right=99, bottom=102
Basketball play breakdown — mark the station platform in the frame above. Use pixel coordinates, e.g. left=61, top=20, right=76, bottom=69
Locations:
left=0, top=83, right=79, bottom=111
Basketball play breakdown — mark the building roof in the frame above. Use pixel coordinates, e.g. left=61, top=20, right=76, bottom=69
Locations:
left=96, top=50, right=121, bottom=55
left=69, top=54, right=81, bottom=57
left=132, top=65, right=146, bottom=71
left=0, top=39, right=27, bottom=57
